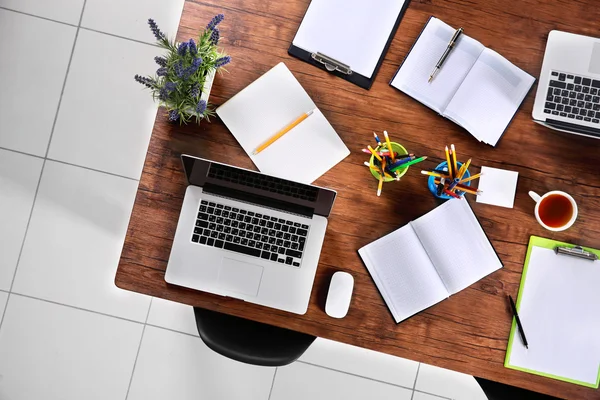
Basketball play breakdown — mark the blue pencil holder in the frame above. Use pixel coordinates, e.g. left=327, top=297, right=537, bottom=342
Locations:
left=427, top=161, right=471, bottom=199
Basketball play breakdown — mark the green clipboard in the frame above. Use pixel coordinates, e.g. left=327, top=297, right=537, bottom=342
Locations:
left=504, top=235, right=600, bottom=388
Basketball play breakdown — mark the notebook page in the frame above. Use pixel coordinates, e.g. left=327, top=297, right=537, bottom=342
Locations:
left=216, top=63, right=349, bottom=184
left=411, top=198, right=502, bottom=294
left=292, top=0, right=406, bottom=78
left=507, top=247, right=600, bottom=385
left=443, top=49, right=534, bottom=146
left=358, top=224, right=449, bottom=323
left=390, top=17, right=484, bottom=113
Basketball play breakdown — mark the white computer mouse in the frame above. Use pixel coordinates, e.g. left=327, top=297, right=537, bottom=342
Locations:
left=325, top=271, right=354, bottom=318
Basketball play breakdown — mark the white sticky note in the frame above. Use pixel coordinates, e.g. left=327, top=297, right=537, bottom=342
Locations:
left=476, top=166, right=519, bottom=208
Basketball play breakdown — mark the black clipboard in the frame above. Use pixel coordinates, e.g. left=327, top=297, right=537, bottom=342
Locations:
left=288, top=0, right=412, bottom=90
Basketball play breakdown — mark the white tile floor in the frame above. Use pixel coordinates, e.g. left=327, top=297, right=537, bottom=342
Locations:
left=0, top=2, right=488, bottom=399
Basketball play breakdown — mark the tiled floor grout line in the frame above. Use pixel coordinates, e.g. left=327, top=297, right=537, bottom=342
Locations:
left=413, top=389, right=452, bottom=400
left=0, top=6, right=78, bottom=26
left=297, top=360, right=416, bottom=392
left=124, top=298, right=154, bottom=400
left=46, top=158, right=140, bottom=181
left=43, top=0, right=87, bottom=160
left=80, top=26, right=161, bottom=48
left=0, top=146, right=44, bottom=160
left=6, top=292, right=147, bottom=326
left=410, top=363, right=421, bottom=400
left=266, top=367, right=278, bottom=400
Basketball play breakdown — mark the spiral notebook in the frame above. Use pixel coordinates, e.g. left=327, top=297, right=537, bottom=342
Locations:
left=358, top=198, right=503, bottom=323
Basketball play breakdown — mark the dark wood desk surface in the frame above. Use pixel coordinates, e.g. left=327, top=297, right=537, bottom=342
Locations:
left=116, top=0, right=600, bottom=398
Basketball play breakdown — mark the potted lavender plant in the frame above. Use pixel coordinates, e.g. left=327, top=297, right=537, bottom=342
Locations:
left=134, top=15, right=231, bottom=124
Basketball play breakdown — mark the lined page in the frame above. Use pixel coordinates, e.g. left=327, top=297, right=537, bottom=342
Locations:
left=411, top=198, right=502, bottom=294
left=216, top=63, right=349, bottom=184
left=444, top=48, right=534, bottom=146
left=390, top=17, right=484, bottom=113
left=292, top=0, right=406, bottom=79
left=507, top=247, right=600, bottom=385
left=358, top=224, right=449, bottom=323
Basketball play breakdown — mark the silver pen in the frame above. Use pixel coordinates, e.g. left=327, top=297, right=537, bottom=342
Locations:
left=428, top=27, right=464, bottom=83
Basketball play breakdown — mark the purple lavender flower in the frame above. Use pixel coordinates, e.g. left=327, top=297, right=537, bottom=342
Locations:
left=174, top=60, right=184, bottom=78
left=177, top=42, right=188, bottom=56
left=206, top=14, right=224, bottom=31
left=156, top=67, right=167, bottom=76
left=164, top=81, right=176, bottom=93
left=159, top=87, right=169, bottom=100
left=209, top=28, right=220, bottom=45
left=134, top=74, right=155, bottom=88
left=188, top=39, right=197, bottom=55
left=148, top=19, right=165, bottom=41
left=183, top=57, right=203, bottom=79
left=190, top=83, right=200, bottom=98
left=196, top=100, right=207, bottom=114
left=214, top=56, right=231, bottom=68
left=168, top=110, right=179, bottom=122
left=154, top=56, right=167, bottom=67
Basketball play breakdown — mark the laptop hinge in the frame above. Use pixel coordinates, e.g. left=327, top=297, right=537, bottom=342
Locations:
left=545, top=118, right=600, bottom=138
left=203, top=183, right=314, bottom=218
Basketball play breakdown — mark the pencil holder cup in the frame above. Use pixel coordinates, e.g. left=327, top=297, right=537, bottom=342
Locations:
left=370, top=142, right=410, bottom=182
left=427, top=161, right=471, bottom=199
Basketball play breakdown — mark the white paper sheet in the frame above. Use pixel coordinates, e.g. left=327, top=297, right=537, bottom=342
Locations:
left=507, top=247, right=600, bottom=386
left=216, top=63, right=349, bottom=184
left=475, top=166, right=519, bottom=208
left=292, top=0, right=407, bottom=78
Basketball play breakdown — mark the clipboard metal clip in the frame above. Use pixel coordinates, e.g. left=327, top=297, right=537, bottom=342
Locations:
left=311, top=52, right=352, bottom=75
left=554, top=245, right=598, bottom=261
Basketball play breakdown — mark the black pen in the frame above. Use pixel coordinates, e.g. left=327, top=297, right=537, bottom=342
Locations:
left=429, top=27, right=464, bottom=83
left=508, top=295, right=528, bottom=349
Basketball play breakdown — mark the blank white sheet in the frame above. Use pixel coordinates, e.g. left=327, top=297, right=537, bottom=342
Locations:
left=216, top=63, right=349, bottom=184
left=292, top=0, right=407, bottom=78
left=476, top=166, right=519, bottom=208
left=507, top=247, right=600, bottom=386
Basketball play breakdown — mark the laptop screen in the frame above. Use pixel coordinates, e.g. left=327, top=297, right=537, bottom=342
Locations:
left=181, top=155, right=337, bottom=217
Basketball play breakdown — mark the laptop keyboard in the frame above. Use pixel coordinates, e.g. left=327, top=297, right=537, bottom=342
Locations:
left=545, top=70, right=600, bottom=123
left=192, top=200, right=309, bottom=267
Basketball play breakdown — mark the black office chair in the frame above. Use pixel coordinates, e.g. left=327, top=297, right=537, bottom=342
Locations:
left=475, top=377, right=562, bottom=400
left=194, top=307, right=317, bottom=367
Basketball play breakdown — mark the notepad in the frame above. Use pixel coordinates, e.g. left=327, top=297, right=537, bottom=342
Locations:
left=358, top=198, right=503, bottom=323
left=476, top=167, right=519, bottom=208
left=216, top=63, right=350, bottom=184
left=505, top=237, right=600, bottom=388
left=390, top=17, right=535, bottom=146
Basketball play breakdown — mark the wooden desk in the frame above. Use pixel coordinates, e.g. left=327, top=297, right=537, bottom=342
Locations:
left=115, top=0, right=600, bottom=398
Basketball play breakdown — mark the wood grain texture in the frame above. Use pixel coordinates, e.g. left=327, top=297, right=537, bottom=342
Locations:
left=116, top=0, right=600, bottom=398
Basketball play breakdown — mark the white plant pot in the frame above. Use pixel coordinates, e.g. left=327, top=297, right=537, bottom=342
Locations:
left=201, top=68, right=216, bottom=104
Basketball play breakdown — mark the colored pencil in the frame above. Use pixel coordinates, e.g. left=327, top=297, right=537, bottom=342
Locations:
left=391, top=156, right=428, bottom=170
left=367, top=145, right=382, bottom=162
left=383, top=131, right=395, bottom=161
left=451, top=144, right=458, bottom=176
left=381, top=158, right=393, bottom=179
left=445, top=146, right=453, bottom=178
left=444, top=189, right=461, bottom=199
left=377, top=174, right=383, bottom=196
left=253, top=109, right=314, bottom=155
left=373, top=132, right=382, bottom=146
left=363, top=161, right=380, bottom=172
left=457, top=158, right=471, bottom=180
left=421, top=170, right=449, bottom=178
left=459, top=172, right=482, bottom=183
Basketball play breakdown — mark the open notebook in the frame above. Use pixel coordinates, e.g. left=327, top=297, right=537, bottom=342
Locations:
left=289, top=0, right=410, bottom=88
left=505, top=236, right=600, bottom=388
left=359, top=198, right=503, bottom=323
left=390, top=17, right=535, bottom=146
left=216, top=63, right=349, bottom=184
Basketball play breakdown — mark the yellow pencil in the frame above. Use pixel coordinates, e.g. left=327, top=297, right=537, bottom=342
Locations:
left=421, top=170, right=447, bottom=178
left=383, top=131, right=395, bottom=161
left=381, top=158, right=393, bottom=179
left=459, top=172, right=482, bottom=183
left=457, top=158, right=471, bottom=180
left=367, top=145, right=382, bottom=162
left=451, top=144, right=458, bottom=177
left=252, top=109, right=315, bottom=155
left=363, top=161, right=380, bottom=172
left=445, top=146, right=453, bottom=178
left=377, top=174, right=383, bottom=197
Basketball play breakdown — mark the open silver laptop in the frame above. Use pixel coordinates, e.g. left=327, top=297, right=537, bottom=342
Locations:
left=165, top=155, right=336, bottom=315
left=532, top=30, right=600, bottom=139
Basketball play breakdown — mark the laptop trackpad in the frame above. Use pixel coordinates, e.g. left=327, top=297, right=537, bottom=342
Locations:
left=589, top=42, right=600, bottom=74
left=217, top=258, right=264, bottom=297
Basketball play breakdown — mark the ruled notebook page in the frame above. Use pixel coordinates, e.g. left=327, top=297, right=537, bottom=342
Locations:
left=358, top=224, right=449, bottom=323
left=410, top=198, right=503, bottom=294
left=443, top=48, right=535, bottom=146
left=390, top=17, right=484, bottom=113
